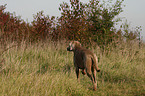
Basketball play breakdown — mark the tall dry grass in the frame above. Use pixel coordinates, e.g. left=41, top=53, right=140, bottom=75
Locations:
left=0, top=40, right=145, bottom=96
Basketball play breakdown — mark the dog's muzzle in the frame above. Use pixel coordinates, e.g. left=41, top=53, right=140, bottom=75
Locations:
left=67, top=47, right=70, bottom=51
left=67, top=47, right=72, bottom=51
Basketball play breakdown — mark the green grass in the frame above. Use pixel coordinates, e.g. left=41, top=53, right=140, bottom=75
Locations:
left=0, top=41, right=145, bottom=96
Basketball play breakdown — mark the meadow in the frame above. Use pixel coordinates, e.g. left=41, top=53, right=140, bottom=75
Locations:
left=0, top=40, right=145, bottom=96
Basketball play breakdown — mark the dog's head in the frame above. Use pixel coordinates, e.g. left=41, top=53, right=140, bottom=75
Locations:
left=67, top=41, right=81, bottom=51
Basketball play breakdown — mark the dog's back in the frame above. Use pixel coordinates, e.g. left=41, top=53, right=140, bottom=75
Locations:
left=74, top=46, right=100, bottom=71
left=73, top=46, right=86, bottom=69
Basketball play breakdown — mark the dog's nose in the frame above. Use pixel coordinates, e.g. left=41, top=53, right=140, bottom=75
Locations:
left=67, top=47, right=70, bottom=51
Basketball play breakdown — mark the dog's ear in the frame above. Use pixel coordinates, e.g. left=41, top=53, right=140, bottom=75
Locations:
left=74, top=41, right=81, bottom=47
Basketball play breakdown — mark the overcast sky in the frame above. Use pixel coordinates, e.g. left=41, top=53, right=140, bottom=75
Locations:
left=0, top=0, right=145, bottom=41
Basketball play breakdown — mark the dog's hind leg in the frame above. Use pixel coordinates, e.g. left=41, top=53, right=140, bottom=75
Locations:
left=92, top=66, right=97, bottom=90
left=85, top=58, right=97, bottom=90
left=86, top=69, right=96, bottom=90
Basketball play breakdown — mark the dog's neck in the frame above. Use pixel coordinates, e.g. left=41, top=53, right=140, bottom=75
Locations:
left=73, top=46, right=82, bottom=52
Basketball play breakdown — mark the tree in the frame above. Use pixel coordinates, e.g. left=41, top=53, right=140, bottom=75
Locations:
left=58, top=0, right=88, bottom=42
left=58, top=0, right=124, bottom=45
left=85, top=0, right=124, bottom=45
left=31, top=11, right=55, bottom=41
left=0, top=4, right=28, bottom=43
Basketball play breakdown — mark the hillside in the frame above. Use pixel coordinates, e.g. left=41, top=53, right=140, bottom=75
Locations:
left=0, top=41, right=144, bottom=96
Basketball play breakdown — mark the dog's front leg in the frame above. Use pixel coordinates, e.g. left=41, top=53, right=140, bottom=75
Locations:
left=75, top=67, right=80, bottom=81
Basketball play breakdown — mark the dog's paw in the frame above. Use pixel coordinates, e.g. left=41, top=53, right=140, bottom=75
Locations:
left=97, top=69, right=100, bottom=72
left=81, top=71, right=86, bottom=75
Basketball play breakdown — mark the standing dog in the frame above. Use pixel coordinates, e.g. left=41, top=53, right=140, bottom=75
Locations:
left=67, top=41, right=100, bottom=90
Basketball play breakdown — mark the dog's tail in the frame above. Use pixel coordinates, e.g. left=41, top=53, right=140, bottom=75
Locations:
left=93, top=54, right=100, bottom=72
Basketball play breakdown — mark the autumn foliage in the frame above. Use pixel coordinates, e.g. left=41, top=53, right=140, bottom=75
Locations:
left=0, top=0, right=141, bottom=46
left=0, top=4, right=30, bottom=45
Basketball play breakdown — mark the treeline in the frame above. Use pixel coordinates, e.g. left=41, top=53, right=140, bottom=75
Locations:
left=0, top=0, right=141, bottom=46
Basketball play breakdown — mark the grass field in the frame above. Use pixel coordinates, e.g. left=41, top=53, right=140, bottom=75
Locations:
left=0, top=40, right=145, bottom=96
